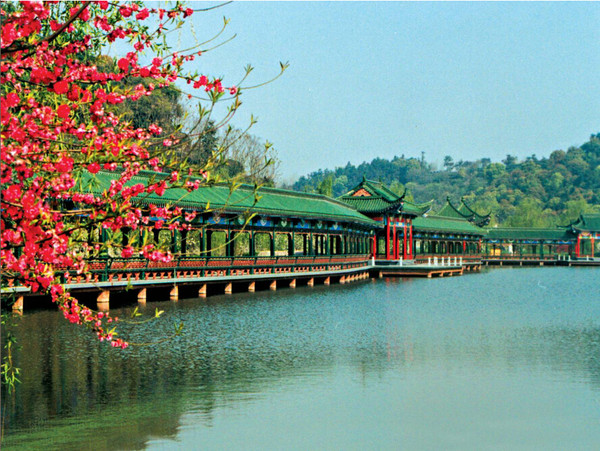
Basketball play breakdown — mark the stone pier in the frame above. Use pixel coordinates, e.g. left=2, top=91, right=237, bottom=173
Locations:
left=97, top=290, right=110, bottom=311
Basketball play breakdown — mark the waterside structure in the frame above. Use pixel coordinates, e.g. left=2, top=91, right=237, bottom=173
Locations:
left=4, top=173, right=599, bottom=311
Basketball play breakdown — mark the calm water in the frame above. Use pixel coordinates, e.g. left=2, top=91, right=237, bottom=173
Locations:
left=2, top=267, right=600, bottom=450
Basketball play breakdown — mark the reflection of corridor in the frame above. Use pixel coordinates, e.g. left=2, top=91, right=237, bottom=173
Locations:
left=4, top=269, right=600, bottom=450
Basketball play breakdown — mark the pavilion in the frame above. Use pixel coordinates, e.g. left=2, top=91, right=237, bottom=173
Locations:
left=338, top=177, right=431, bottom=261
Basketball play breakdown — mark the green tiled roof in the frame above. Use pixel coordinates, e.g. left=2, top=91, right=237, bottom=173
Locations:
left=569, top=214, right=600, bottom=232
left=338, top=178, right=404, bottom=215
left=402, top=199, right=433, bottom=217
left=74, top=171, right=378, bottom=226
left=343, top=178, right=403, bottom=202
left=412, top=215, right=486, bottom=236
left=339, top=177, right=431, bottom=217
left=339, top=197, right=400, bottom=213
left=436, top=197, right=471, bottom=220
left=486, top=228, right=574, bottom=241
left=436, top=197, right=490, bottom=227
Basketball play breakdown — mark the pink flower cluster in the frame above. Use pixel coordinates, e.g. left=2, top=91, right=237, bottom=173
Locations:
left=1, top=1, right=237, bottom=350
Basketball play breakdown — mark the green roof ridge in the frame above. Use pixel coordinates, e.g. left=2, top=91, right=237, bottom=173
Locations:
left=436, top=197, right=471, bottom=220
left=458, top=197, right=491, bottom=221
left=72, top=171, right=377, bottom=226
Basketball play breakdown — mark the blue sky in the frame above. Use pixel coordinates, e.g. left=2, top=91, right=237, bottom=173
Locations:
left=136, top=2, right=600, bottom=182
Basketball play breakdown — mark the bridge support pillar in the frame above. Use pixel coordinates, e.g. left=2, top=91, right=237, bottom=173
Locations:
left=324, top=277, right=330, bottom=285
left=198, top=284, right=207, bottom=298
left=248, top=282, right=255, bottom=292
left=289, top=279, right=296, bottom=288
left=270, top=280, right=277, bottom=291
left=307, top=277, right=314, bottom=287
left=97, top=290, right=110, bottom=311
left=340, top=276, right=346, bottom=284
left=12, top=295, right=24, bottom=312
left=170, top=285, right=179, bottom=301
left=225, top=283, right=232, bottom=295
left=138, top=288, right=147, bottom=304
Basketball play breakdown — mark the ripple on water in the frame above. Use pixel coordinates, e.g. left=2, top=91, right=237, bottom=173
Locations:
left=2, top=267, right=600, bottom=450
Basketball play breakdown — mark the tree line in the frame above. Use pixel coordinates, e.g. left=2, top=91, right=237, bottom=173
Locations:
left=289, top=134, right=600, bottom=227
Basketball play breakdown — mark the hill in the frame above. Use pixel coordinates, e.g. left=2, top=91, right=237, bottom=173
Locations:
left=289, top=134, right=600, bottom=227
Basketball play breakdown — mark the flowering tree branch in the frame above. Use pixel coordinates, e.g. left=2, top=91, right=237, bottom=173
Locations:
left=1, top=0, right=281, bottom=379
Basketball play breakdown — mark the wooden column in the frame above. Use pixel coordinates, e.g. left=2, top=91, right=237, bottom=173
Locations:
left=180, top=229, right=188, bottom=255
left=372, top=235, right=376, bottom=258
left=270, top=232, right=276, bottom=257
left=225, top=283, right=232, bottom=294
left=385, top=216, right=391, bottom=260
left=402, top=220, right=407, bottom=260
left=100, top=227, right=109, bottom=258
left=289, top=279, right=296, bottom=288
left=248, top=282, right=255, bottom=292
left=226, top=231, right=234, bottom=257
left=249, top=230, right=256, bottom=257
left=270, top=280, right=277, bottom=291
left=199, top=229, right=205, bottom=255
left=170, top=285, right=179, bottom=301
left=198, top=283, right=207, bottom=297
left=393, top=220, right=398, bottom=260
left=171, top=229, right=179, bottom=254
left=408, top=223, right=413, bottom=258
left=205, top=230, right=211, bottom=257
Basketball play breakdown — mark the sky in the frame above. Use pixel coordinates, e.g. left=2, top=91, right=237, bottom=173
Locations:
left=129, top=1, right=600, bottom=182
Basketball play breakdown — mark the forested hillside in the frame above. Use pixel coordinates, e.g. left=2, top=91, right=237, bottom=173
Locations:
left=290, top=134, right=600, bottom=227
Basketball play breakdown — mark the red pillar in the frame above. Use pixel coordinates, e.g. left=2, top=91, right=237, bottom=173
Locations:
left=592, top=236, right=595, bottom=258
left=393, top=219, right=398, bottom=260
left=385, top=217, right=391, bottom=260
left=576, top=235, right=581, bottom=257
left=402, top=219, right=408, bottom=260
left=408, top=223, right=413, bottom=258
left=372, top=236, right=376, bottom=258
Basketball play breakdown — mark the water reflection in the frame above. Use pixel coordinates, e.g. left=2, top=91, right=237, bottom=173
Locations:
left=2, top=268, right=600, bottom=450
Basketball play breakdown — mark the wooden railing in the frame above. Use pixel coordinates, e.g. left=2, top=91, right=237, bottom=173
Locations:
left=61, top=254, right=371, bottom=284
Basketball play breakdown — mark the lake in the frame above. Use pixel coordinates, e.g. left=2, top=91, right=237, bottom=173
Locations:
left=2, top=267, right=599, bottom=450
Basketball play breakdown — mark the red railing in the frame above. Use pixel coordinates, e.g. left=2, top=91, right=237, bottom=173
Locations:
left=61, top=254, right=372, bottom=284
